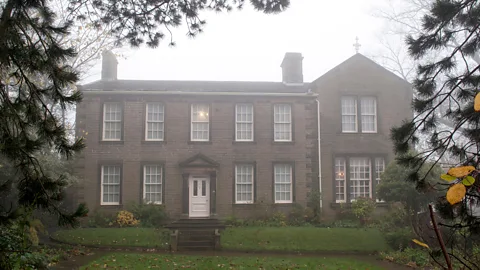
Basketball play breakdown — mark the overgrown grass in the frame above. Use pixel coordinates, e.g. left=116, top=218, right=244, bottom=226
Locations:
left=80, top=253, right=386, bottom=270
left=52, top=228, right=169, bottom=248
left=222, top=227, right=390, bottom=252
left=53, top=227, right=389, bottom=252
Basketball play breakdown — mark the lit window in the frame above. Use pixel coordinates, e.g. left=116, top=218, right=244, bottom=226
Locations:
left=191, top=104, right=210, bottom=141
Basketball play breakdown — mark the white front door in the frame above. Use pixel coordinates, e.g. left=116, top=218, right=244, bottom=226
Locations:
left=189, top=176, right=210, bottom=218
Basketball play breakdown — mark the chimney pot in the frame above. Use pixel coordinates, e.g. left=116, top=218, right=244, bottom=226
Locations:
left=101, top=50, right=118, bottom=81
left=281, top=52, right=303, bottom=84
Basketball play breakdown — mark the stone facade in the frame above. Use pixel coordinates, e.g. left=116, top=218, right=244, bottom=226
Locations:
left=73, top=52, right=412, bottom=220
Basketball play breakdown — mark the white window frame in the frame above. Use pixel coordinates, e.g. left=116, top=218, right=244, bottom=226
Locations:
left=274, top=164, right=293, bottom=203
left=143, top=165, right=163, bottom=204
left=360, top=97, right=377, bottom=133
left=235, top=104, right=254, bottom=141
left=100, top=165, right=121, bottom=206
left=190, top=104, right=210, bottom=141
left=349, top=158, right=372, bottom=201
left=145, top=103, right=165, bottom=141
left=235, top=164, right=254, bottom=204
left=375, top=158, right=385, bottom=202
left=102, top=103, right=122, bottom=141
left=341, top=96, right=357, bottom=133
left=335, top=158, right=347, bottom=203
left=273, top=104, right=292, bottom=142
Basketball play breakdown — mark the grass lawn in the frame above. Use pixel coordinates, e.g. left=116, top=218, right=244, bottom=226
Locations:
left=53, top=227, right=389, bottom=252
left=222, top=227, right=390, bottom=252
left=52, top=228, right=169, bottom=248
left=80, top=253, right=386, bottom=270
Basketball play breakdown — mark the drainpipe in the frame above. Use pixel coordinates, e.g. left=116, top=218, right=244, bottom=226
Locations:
left=316, top=98, right=323, bottom=210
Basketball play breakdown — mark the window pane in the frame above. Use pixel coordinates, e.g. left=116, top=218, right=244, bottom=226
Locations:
left=273, top=104, right=292, bottom=141
left=103, top=103, right=122, bottom=140
left=361, top=97, right=377, bottom=132
left=193, top=180, right=198, bottom=196
left=102, top=165, right=121, bottom=205
left=146, top=104, right=165, bottom=140
left=335, top=158, right=346, bottom=202
left=191, top=104, right=210, bottom=141
left=349, top=158, right=371, bottom=201
left=274, top=164, right=292, bottom=203
left=375, top=158, right=385, bottom=202
left=235, top=104, right=254, bottom=141
left=235, top=164, right=254, bottom=203
left=341, top=97, right=357, bottom=132
left=143, top=165, right=162, bottom=204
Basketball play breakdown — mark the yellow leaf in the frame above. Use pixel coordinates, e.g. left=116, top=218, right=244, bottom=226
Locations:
left=412, top=239, right=430, bottom=249
left=440, top=174, right=457, bottom=182
left=447, top=166, right=475, bottom=178
left=462, top=176, right=476, bottom=186
left=446, top=183, right=467, bottom=205
left=475, top=92, right=480, bottom=111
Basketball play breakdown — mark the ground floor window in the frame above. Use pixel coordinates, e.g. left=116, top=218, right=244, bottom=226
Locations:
left=101, top=165, right=121, bottom=205
left=274, top=164, right=293, bottom=203
left=235, top=164, right=254, bottom=204
left=334, top=156, right=385, bottom=203
left=143, top=165, right=163, bottom=204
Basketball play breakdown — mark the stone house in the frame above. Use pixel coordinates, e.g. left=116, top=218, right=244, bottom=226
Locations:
left=73, top=51, right=412, bottom=220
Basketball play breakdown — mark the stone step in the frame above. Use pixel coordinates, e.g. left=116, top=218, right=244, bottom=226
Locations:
left=178, top=240, right=214, bottom=246
left=177, top=246, right=215, bottom=251
left=179, top=235, right=214, bottom=242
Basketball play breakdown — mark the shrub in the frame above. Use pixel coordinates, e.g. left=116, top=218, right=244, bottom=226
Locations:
left=351, top=197, right=376, bottom=225
left=380, top=247, right=431, bottom=268
left=384, top=228, right=415, bottom=250
left=116, top=210, right=140, bottom=227
left=126, top=202, right=168, bottom=228
left=224, top=215, right=245, bottom=227
left=307, top=190, right=322, bottom=223
left=270, top=211, right=287, bottom=226
left=0, top=224, right=49, bottom=270
left=287, top=204, right=305, bottom=226
left=86, top=210, right=116, bottom=228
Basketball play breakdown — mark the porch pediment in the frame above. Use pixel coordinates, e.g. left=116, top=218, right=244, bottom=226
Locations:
left=179, top=153, right=219, bottom=168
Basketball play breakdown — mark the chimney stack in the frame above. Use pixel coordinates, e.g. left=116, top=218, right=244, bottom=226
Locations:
left=101, top=50, right=118, bottom=81
left=281, top=52, right=303, bottom=84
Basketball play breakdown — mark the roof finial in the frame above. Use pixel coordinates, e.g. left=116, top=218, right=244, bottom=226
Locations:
left=353, top=36, right=361, bottom=54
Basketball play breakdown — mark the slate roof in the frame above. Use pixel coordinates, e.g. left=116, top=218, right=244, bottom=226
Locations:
left=78, top=80, right=311, bottom=93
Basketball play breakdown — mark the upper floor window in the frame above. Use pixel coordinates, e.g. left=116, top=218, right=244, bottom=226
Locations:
left=274, top=164, right=293, bottom=203
left=235, top=104, right=254, bottom=141
left=101, top=165, right=121, bottom=205
left=235, top=164, right=254, bottom=204
left=273, top=104, right=292, bottom=142
left=191, top=104, right=210, bottom=141
left=143, top=165, right=163, bottom=204
left=145, top=103, right=165, bottom=141
left=361, top=97, right=377, bottom=133
left=341, top=97, right=357, bottom=133
left=102, top=103, right=122, bottom=141
left=341, top=96, right=377, bottom=133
